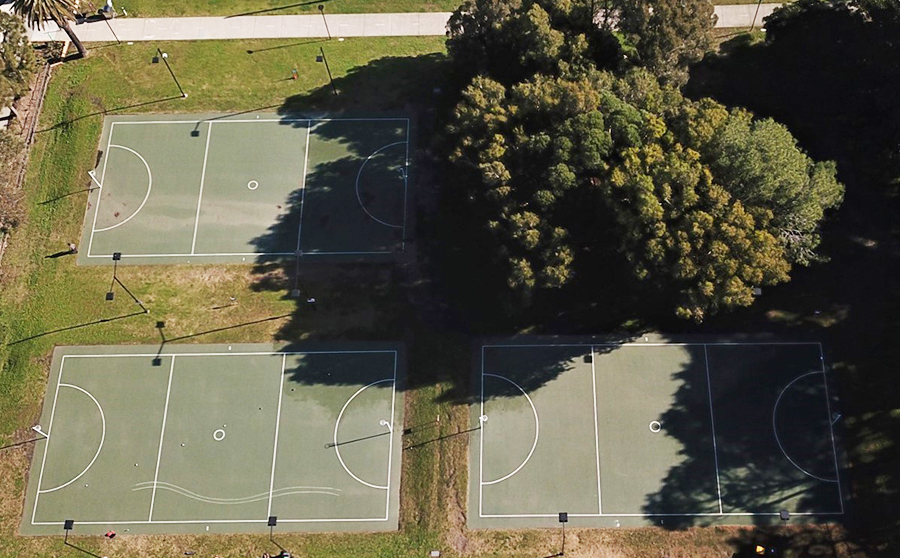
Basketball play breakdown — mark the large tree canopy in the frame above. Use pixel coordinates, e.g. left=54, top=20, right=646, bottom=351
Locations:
left=443, top=0, right=843, bottom=321
left=0, top=12, right=36, bottom=107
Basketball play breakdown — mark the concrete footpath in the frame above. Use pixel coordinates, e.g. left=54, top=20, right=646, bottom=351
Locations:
left=14, top=5, right=782, bottom=43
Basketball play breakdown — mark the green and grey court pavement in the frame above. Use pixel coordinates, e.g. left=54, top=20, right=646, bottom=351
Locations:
left=22, top=343, right=403, bottom=535
left=471, top=337, right=847, bottom=528
left=79, top=113, right=411, bottom=265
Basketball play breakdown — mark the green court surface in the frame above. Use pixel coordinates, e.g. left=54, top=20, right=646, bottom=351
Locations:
left=78, top=114, right=411, bottom=265
left=22, top=344, right=403, bottom=535
left=470, top=338, right=846, bottom=528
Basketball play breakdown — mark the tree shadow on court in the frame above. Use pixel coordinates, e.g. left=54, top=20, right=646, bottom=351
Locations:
left=643, top=349, right=845, bottom=530
left=670, top=2, right=900, bottom=553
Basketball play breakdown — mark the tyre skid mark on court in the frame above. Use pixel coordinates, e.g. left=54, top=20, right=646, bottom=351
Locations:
left=481, top=373, right=539, bottom=486
left=133, top=482, right=340, bottom=504
left=92, top=145, right=153, bottom=233
left=38, top=384, right=106, bottom=494
left=772, top=371, right=839, bottom=483
left=354, top=141, right=407, bottom=229
left=333, top=379, right=394, bottom=490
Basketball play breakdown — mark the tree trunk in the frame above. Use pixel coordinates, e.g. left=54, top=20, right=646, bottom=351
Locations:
left=58, top=19, right=87, bottom=58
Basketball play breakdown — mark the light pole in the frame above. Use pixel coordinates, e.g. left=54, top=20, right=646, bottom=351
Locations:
left=318, top=4, right=332, bottom=40
left=153, top=48, right=188, bottom=98
left=558, top=512, right=568, bottom=556
left=750, top=0, right=764, bottom=31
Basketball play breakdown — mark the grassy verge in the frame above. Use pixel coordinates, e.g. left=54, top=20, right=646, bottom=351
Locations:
left=111, top=0, right=460, bottom=17
left=93, top=0, right=787, bottom=18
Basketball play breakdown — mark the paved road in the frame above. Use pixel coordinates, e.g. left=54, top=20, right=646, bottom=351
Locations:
left=14, top=5, right=781, bottom=43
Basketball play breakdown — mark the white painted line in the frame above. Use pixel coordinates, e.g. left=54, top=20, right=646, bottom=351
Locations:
left=85, top=249, right=395, bottom=258
left=703, top=345, right=724, bottom=515
left=31, top=357, right=65, bottom=525
left=819, top=344, right=845, bottom=514
left=477, top=511, right=844, bottom=518
left=87, top=122, right=116, bottom=257
left=190, top=122, right=213, bottom=255
left=590, top=346, right=602, bottom=515
left=297, top=122, right=312, bottom=253
left=149, top=356, right=176, bottom=521
left=332, top=379, right=394, bottom=490
left=401, top=119, right=410, bottom=251
left=92, top=145, right=153, bottom=232
left=481, top=373, right=539, bottom=486
left=38, top=384, right=106, bottom=494
left=772, top=371, right=840, bottom=483
left=31, top=516, right=390, bottom=526
left=61, top=350, right=398, bottom=359
left=479, top=346, right=485, bottom=518
left=267, top=355, right=286, bottom=517
left=483, top=342, right=822, bottom=348
left=384, top=353, right=399, bottom=519
left=109, top=118, right=409, bottom=125
left=354, top=141, right=407, bottom=229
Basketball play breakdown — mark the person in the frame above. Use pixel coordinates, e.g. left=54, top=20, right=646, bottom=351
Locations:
left=104, top=530, right=116, bottom=538
left=68, top=243, right=78, bottom=254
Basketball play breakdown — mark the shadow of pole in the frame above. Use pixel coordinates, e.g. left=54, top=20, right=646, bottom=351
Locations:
left=8, top=310, right=149, bottom=345
left=226, top=0, right=331, bottom=19
left=38, top=96, right=185, bottom=132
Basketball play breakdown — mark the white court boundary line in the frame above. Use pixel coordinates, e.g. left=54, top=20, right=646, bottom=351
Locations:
left=87, top=118, right=411, bottom=259
left=31, top=349, right=399, bottom=527
left=478, top=342, right=844, bottom=519
left=590, top=347, right=603, bottom=515
left=332, top=379, right=395, bottom=491
left=354, top=141, right=407, bottom=229
left=149, top=356, right=175, bottom=521
left=37, top=384, right=106, bottom=494
left=772, top=371, right=840, bottom=484
left=703, top=345, right=724, bottom=514
left=92, top=145, right=154, bottom=233
left=480, top=374, right=539, bottom=486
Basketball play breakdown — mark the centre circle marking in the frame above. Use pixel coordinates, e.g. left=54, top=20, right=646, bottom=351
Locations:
left=247, top=180, right=259, bottom=191
left=649, top=420, right=662, bottom=433
left=213, top=429, right=226, bottom=441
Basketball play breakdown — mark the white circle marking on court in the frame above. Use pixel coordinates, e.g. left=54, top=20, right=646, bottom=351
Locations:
left=481, top=373, right=540, bottom=486
left=354, top=141, right=407, bottom=229
left=772, top=371, right=838, bottom=483
left=39, top=384, right=107, bottom=494
left=332, top=378, right=394, bottom=490
left=247, top=180, right=259, bottom=191
left=649, top=420, right=662, bottom=433
left=93, top=145, right=154, bottom=233
left=213, top=429, right=226, bottom=441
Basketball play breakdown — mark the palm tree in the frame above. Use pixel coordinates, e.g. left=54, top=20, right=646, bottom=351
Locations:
left=12, top=0, right=87, bottom=58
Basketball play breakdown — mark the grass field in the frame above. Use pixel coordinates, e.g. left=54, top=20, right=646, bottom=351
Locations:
left=0, top=28, right=860, bottom=558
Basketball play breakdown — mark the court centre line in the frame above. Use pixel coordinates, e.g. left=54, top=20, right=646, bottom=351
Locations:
left=401, top=120, right=410, bottom=251
left=190, top=122, right=213, bottom=255
left=30, top=356, right=66, bottom=525
left=297, top=122, right=312, bottom=253
left=384, top=352, right=399, bottom=520
left=479, top=346, right=485, bottom=518
left=62, top=350, right=399, bottom=359
left=702, top=345, right=724, bottom=515
left=590, top=346, right=603, bottom=515
left=267, top=355, right=287, bottom=518
left=149, top=356, right=176, bottom=521
left=819, top=344, right=846, bottom=514
left=87, top=122, right=117, bottom=257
